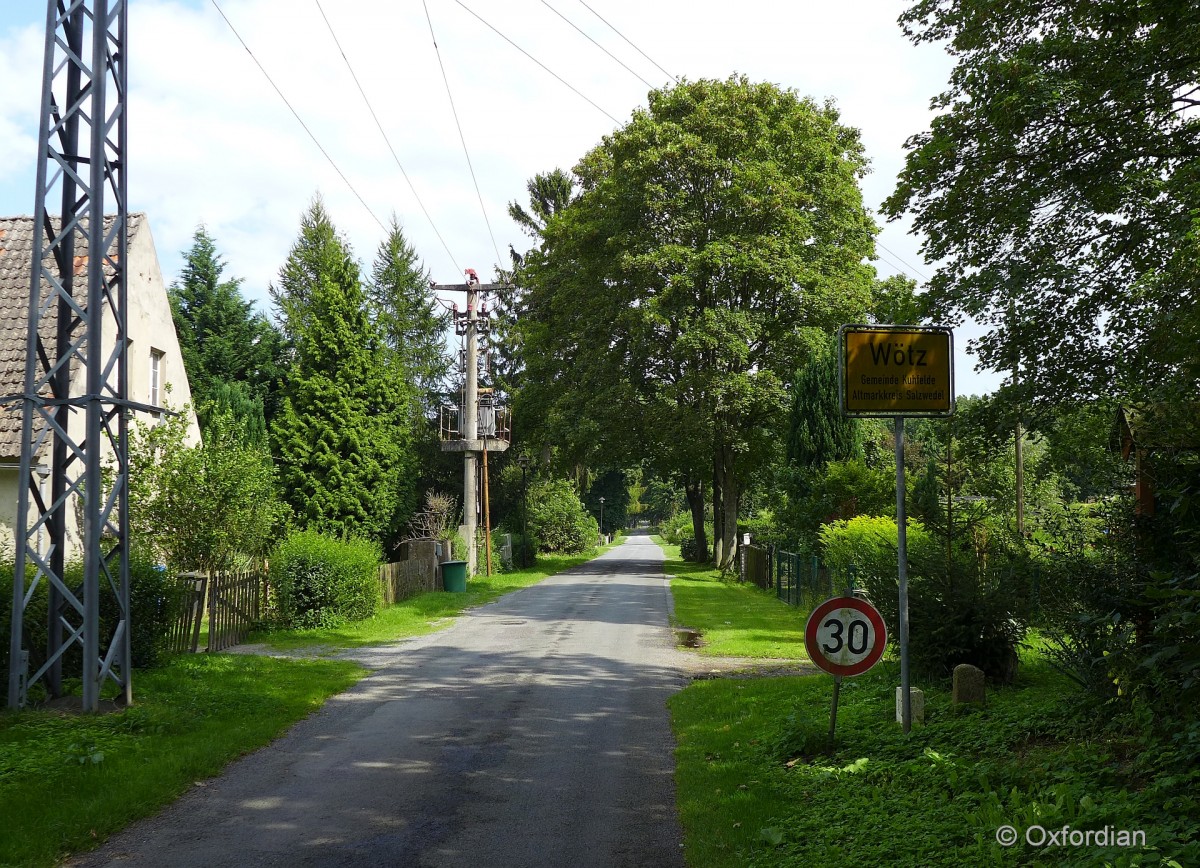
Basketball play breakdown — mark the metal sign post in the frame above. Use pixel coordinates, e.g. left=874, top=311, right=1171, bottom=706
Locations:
left=895, top=416, right=911, bottom=733
left=838, top=324, right=954, bottom=736
left=805, top=594, right=888, bottom=745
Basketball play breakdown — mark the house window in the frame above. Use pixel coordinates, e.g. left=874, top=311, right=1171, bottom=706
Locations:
left=149, top=349, right=164, bottom=413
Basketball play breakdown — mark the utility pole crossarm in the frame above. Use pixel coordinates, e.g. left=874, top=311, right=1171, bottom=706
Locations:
left=430, top=282, right=509, bottom=293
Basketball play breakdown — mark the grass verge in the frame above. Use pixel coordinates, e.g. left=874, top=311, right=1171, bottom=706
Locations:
left=657, top=537, right=811, bottom=659
left=669, top=658, right=1199, bottom=867
left=0, top=654, right=364, bottom=867
left=253, top=543, right=621, bottom=652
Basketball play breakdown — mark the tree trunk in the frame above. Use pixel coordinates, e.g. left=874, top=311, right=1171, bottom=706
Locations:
left=712, top=443, right=724, bottom=568
left=684, top=478, right=707, bottom=562
left=716, top=438, right=739, bottom=571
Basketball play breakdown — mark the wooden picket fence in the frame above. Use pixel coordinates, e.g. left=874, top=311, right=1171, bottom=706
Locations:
left=167, top=569, right=266, bottom=654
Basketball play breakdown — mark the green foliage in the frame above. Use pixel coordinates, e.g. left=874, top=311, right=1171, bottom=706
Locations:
left=640, top=477, right=684, bottom=524
left=820, top=515, right=1027, bottom=680
left=169, top=226, right=283, bottom=425
left=669, top=660, right=1200, bottom=867
left=507, top=167, right=576, bottom=239
left=785, top=457, right=895, bottom=548
left=201, top=379, right=267, bottom=450
left=871, top=273, right=924, bottom=325
left=270, top=199, right=413, bottom=544
left=269, top=530, right=381, bottom=629
left=583, top=468, right=629, bottom=534
left=526, top=478, right=598, bottom=554
left=367, top=218, right=449, bottom=412
left=661, top=511, right=714, bottom=564
left=1, top=550, right=184, bottom=678
left=129, top=402, right=282, bottom=572
left=517, top=75, right=878, bottom=568
left=886, top=0, right=1200, bottom=412
left=786, top=335, right=860, bottom=473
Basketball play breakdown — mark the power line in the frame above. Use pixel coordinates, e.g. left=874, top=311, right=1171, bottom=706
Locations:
left=423, top=0, right=504, bottom=269
left=537, top=0, right=655, bottom=90
left=312, top=0, right=462, bottom=274
left=875, top=248, right=925, bottom=285
left=208, top=0, right=385, bottom=233
left=452, top=0, right=622, bottom=124
left=876, top=240, right=931, bottom=282
left=574, top=0, right=678, bottom=85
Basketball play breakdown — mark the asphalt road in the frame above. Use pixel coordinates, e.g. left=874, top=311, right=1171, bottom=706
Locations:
left=71, top=531, right=688, bottom=867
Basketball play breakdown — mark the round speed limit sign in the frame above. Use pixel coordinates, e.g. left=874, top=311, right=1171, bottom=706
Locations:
left=804, top=596, right=888, bottom=677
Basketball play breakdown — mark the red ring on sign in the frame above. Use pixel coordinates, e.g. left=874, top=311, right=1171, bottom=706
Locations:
left=804, top=596, right=888, bottom=677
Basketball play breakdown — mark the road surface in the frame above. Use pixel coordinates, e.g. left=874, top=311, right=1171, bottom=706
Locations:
left=71, top=531, right=688, bottom=867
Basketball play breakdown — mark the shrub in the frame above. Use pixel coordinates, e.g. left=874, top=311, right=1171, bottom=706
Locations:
left=115, top=550, right=184, bottom=669
left=680, top=535, right=705, bottom=563
left=659, top=511, right=694, bottom=544
left=820, top=515, right=1028, bottom=681
left=270, top=531, right=381, bottom=629
left=526, top=479, right=598, bottom=554
left=0, top=548, right=182, bottom=683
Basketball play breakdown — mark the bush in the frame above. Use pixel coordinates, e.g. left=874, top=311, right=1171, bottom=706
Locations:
left=0, top=548, right=182, bottom=684
left=269, top=531, right=381, bottom=629
left=680, top=535, right=705, bottom=562
left=819, top=515, right=937, bottom=623
left=659, top=511, right=695, bottom=544
left=820, top=515, right=1028, bottom=681
left=526, top=479, right=598, bottom=554
left=115, top=550, right=183, bottom=669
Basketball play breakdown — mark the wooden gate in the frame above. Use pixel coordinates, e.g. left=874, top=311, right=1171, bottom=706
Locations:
left=167, top=569, right=265, bottom=654
left=740, top=544, right=771, bottom=590
left=167, top=572, right=208, bottom=654
left=206, top=570, right=263, bottom=652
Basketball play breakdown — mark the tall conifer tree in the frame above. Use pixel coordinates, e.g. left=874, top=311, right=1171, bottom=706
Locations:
left=169, top=227, right=283, bottom=429
left=270, top=199, right=411, bottom=543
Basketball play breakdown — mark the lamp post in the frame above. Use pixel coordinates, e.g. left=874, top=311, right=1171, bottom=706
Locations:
left=517, top=454, right=530, bottom=568
left=599, top=496, right=605, bottom=543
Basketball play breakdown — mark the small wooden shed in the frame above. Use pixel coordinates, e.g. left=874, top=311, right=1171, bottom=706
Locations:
left=1110, top=405, right=1200, bottom=515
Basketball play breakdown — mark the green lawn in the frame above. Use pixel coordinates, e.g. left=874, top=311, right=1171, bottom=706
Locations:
left=657, top=538, right=812, bottom=659
left=665, top=562, right=1200, bottom=868
left=0, top=654, right=364, bottom=867
left=670, top=659, right=1198, bottom=867
left=253, top=543, right=621, bottom=652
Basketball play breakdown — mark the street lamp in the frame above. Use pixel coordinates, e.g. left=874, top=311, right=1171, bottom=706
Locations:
left=599, top=496, right=605, bottom=542
left=517, top=454, right=531, bottom=568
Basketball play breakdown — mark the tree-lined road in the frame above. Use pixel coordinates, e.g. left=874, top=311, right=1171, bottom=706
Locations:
left=72, top=532, right=687, bottom=867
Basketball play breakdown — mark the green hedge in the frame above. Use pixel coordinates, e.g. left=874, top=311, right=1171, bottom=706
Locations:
left=269, top=531, right=381, bottom=629
left=820, top=515, right=1027, bottom=681
left=0, top=549, right=182, bottom=683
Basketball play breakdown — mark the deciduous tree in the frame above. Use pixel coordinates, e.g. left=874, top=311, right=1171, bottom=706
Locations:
left=885, top=0, right=1200, bottom=414
left=518, top=76, right=877, bottom=567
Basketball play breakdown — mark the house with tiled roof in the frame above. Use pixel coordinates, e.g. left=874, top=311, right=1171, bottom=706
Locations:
left=0, top=213, right=200, bottom=558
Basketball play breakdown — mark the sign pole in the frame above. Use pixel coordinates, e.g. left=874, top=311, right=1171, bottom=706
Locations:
left=828, top=675, right=842, bottom=747
left=895, top=415, right=912, bottom=734
left=827, top=573, right=855, bottom=747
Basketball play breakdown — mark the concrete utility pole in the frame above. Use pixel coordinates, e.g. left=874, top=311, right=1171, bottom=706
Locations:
left=434, top=272, right=509, bottom=575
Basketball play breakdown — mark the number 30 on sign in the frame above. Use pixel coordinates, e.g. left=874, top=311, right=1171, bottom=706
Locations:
left=804, top=596, right=888, bottom=677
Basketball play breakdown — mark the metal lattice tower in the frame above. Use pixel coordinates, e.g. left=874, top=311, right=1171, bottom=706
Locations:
left=6, top=0, right=131, bottom=711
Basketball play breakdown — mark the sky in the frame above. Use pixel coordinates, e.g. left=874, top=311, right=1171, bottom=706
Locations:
left=0, top=0, right=1005, bottom=396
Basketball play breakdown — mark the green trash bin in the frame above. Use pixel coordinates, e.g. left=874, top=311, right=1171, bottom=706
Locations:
left=441, top=560, right=468, bottom=593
